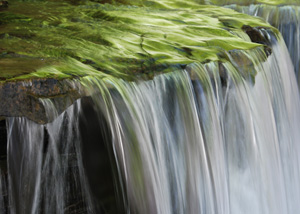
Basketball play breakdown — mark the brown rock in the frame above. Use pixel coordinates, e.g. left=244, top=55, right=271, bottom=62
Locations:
left=0, top=78, right=85, bottom=124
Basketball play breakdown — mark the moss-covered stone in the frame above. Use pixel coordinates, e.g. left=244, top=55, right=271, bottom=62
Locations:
left=0, top=0, right=276, bottom=83
left=0, top=78, right=84, bottom=123
left=0, top=0, right=279, bottom=122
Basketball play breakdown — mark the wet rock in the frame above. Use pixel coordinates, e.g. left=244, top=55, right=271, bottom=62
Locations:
left=0, top=79, right=85, bottom=124
left=242, top=25, right=273, bottom=57
left=218, top=62, right=228, bottom=87
left=0, top=119, right=7, bottom=162
left=242, top=25, right=269, bottom=45
left=229, top=49, right=256, bottom=82
left=0, top=0, right=277, bottom=124
left=264, top=46, right=272, bottom=57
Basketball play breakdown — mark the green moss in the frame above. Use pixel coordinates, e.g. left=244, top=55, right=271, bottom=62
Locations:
left=0, top=0, right=276, bottom=82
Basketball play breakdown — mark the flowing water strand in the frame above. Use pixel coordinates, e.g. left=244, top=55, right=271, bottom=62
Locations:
left=39, top=99, right=59, bottom=123
left=7, top=118, right=44, bottom=214
left=219, top=41, right=299, bottom=214
left=85, top=71, right=218, bottom=214
left=81, top=35, right=300, bottom=214
left=204, top=38, right=300, bottom=214
left=6, top=101, right=98, bottom=214
left=40, top=100, right=90, bottom=214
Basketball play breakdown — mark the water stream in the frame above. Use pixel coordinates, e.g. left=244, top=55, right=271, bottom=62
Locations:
left=83, top=38, right=300, bottom=214
left=1, top=1, right=300, bottom=212
left=1, top=33, right=299, bottom=214
left=6, top=103, right=97, bottom=213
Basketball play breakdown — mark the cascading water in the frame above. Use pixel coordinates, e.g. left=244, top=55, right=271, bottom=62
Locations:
left=83, top=37, right=300, bottom=214
left=1, top=0, right=300, bottom=212
left=1, top=32, right=300, bottom=214
left=4, top=103, right=100, bottom=214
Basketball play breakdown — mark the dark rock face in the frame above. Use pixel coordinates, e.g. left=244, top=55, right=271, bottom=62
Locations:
left=79, top=97, right=126, bottom=214
left=242, top=25, right=273, bottom=56
left=0, top=98, right=124, bottom=214
left=0, top=119, right=7, bottom=214
left=0, top=1, right=8, bottom=9
left=242, top=25, right=268, bottom=44
left=0, top=120, right=6, bottom=157
left=0, top=79, right=84, bottom=124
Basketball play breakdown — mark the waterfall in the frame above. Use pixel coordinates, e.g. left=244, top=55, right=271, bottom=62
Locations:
left=4, top=102, right=102, bottom=214
left=1, top=14, right=300, bottom=214
left=81, top=37, right=300, bottom=214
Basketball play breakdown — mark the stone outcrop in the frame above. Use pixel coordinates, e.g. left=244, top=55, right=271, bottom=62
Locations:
left=0, top=78, right=83, bottom=124
left=0, top=0, right=276, bottom=123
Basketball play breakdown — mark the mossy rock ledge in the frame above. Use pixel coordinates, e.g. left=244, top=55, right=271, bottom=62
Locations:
left=0, top=0, right=277, bottom=123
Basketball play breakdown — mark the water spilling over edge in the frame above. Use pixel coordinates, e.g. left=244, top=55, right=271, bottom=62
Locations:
left=1, top=35, right=300, bottom=214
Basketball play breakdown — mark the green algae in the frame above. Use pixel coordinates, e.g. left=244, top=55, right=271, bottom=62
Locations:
left=0, top=0, right=276, bottom=82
